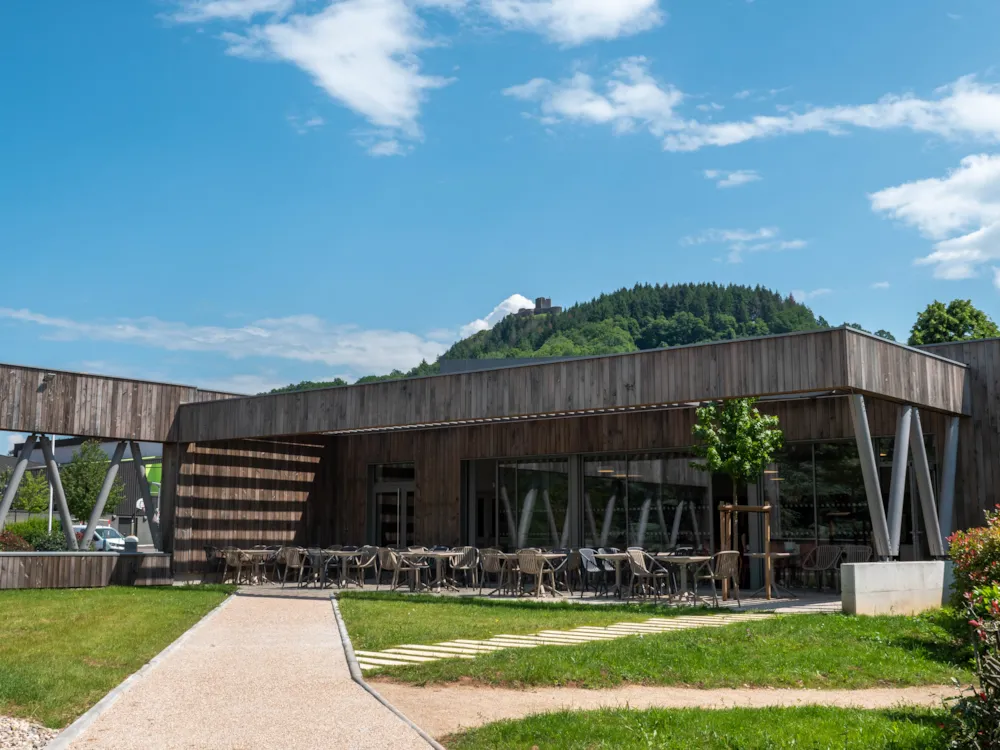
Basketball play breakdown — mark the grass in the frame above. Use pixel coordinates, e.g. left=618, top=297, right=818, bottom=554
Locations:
left=0, top=585, right=233, bottom=728
left=372, top=609, right=974, bottom=689
left=337, top=591, right=715, bottom=651
left=442, top=706, right=950, bottom=749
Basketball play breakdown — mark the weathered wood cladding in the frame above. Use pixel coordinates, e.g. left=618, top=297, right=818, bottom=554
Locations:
left=172, top=329, right=968, bottom=443
left=169, top=394, right=950, bottom=573
left=169, top=437, right=336, bottom=577
left=0, top=363, right=237, bottom=442
left=0, top=552, right=172, bottom=589
left=918, top=339, right=1000, bottom=528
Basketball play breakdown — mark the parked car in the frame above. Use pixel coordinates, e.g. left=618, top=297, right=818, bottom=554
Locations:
left=72, top=525, right=126, bottom=551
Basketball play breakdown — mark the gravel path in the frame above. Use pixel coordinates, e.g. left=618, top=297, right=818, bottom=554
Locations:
left=373, top=682, right=955, bottom=738
left=66, top=594, right=430, bottom=750
left=0, top=716, right=56, bottom=750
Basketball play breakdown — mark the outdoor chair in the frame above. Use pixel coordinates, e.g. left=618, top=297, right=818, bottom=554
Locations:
left=202, top=545, right=224, bottom=580
left=479, top=548, right=508, bottom=595
left=279, top=547, right=305, bottom=587
left=346, top=545, right=379, bottom=587
left=697, top=550, right=742, bottom=607
left=801, top=545, right=843, bottom=590
left=221, top=547, right=251, bottom=585
left=577, top=548, right=609, bottom=597
left=552, top=550, right=580, bottom=594
left=449, top=546, right=480, bottom=588
left=516, top=549, right=557, bottom=598
left=375, top=547, right=406, bottom=591
left=625, top=549, right=671, bottom=600
left=299, top=547, right=327, bottom=587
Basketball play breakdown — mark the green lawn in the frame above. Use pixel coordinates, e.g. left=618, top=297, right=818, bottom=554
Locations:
left=443, top=706, right=950, bottom=750
left=337, top=592, right=714, bottom=651
left=0, top=585, right=233, bottom=728
left=373, top=610, right=973, bottom=689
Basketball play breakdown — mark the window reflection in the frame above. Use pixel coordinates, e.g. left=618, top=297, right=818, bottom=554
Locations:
left=497, top=459, right=569, bottom=549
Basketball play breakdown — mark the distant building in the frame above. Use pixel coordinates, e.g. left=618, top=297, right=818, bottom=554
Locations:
left=516, top=297, right=562, bottom=317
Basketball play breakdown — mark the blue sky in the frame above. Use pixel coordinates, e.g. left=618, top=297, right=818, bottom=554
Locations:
left=3, top=0, right=1000, bottom=400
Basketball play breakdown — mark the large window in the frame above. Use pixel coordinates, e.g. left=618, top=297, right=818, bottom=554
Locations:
left=497, top=459, right=570, bottom=549
left=582, top=453, right=709, bottom=551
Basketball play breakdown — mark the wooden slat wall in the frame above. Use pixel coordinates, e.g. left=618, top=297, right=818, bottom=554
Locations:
left=168, top=393, right=951, bottom=573
left=0, top=553, right=172, bottom=589
left=170, top=438, right=334, bottom=577
left=918, top=339, right=1000, bottom=528
left=0, top=363, right=238, bottom=442
left=173, top=329, right=968, bottom=443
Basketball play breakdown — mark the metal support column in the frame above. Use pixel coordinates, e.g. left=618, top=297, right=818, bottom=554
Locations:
left=937, top=416, right=960, bottom=545
left=0, top=434, right=38, bottom=529
left=909, top=410, right=946, bottom=558
left=130, top=441, right=161, bottom=549
left=886, top=405, right=912, bottom=557
left=80, top=441, right=127, bottom=547
left=39, top=436, right=79, bottom=550
left=849, top=394, right=891, bottom=559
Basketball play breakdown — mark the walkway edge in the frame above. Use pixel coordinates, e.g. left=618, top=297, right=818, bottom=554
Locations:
left=46, top=592, right=238, bottom=750
left=330, top=594, right=445, bottom=750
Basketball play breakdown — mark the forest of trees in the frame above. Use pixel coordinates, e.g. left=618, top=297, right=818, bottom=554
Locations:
left=266, top=284, right=996, bottom=395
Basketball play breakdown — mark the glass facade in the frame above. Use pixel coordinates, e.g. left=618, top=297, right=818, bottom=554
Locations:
left=497, top=458, right=570, bottom=549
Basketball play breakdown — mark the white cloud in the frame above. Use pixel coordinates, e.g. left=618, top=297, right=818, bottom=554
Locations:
left=367, top=138, right=406, bottom=156
left=3, top=433, right=27, bottom=457
left=509, top=60, right=1000, bottom=154
left=703, top=168, right=760, bottom=188
left=733, top=90, right=751, bottom=100
left=790, top=288, right=832, bottom=302
left=459, top=293, right=533, bottom=338
left=504, top=57, right=683, bottom=136
left=180, top=0, right=452, bottom=150
left=870, top=281, right=891, bottom=289
left=682, top=227, right=806, bottom=263
left=171, top=0, right=294, bottom=22
left=0, top=294, right=534, bottom=380
left=869, top=153, right=1000, bottom=280
left=696, top=102, right=724, bottom=112
left=484, top=0, right=663, bottom=45
left=286, top=113, right=324, bottom=134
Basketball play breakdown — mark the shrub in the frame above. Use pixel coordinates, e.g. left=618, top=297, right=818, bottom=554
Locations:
left=4, top=518, right=63, bottom=549
left=949, top=506, right=1000, bottom=601
left=0, top=531, right=31, bottom=551
left=945, top=604, right=1000, bottom=749
left=31, top=532, right=67, bottom=552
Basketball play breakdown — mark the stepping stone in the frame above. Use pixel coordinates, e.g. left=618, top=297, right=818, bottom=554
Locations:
left=355, top=650, right=439, bottom=663
left=437, top=641, right=506, bottom=651
left=354, top=656, right=415, bottom=667
left=383, top=649, right=473, bottom=661
left=397, top=644, right=484, bottom=656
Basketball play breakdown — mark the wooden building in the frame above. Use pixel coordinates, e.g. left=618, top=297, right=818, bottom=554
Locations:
left=6, top=327, right=1000, bottom=581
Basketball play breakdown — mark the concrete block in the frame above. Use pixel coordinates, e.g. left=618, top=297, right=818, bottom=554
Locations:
left=841, top=561, right=948, bottom=616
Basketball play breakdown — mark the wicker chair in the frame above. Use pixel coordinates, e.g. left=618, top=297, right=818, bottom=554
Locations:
left=221, top=547, right=248, bottom=585
left=280, top=547, right=306, bottom=587
left=625, top=549, right=671, bottom=600
left=449, top=546, right=480, bottom=588
left=697, top=550, right=742, bottom=607
left=479, top=548, right=507, bottom=595
left=375, top=547, right=407, bottom=591
left=552, top=549, right=579, bottom=594
left=346, top=545, right=378, bottom=588
left=801, top=545, right=843, bottom=590
left=516, top=549, right=557, bottom=597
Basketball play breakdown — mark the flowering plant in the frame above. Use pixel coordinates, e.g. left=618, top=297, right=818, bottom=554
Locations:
left=949, top=506, right=1000, bottom=602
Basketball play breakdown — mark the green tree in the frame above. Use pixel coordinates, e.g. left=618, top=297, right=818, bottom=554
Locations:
left=0, top=467, right=49, bottom=514
left=873, top=329, right=896, bottom=342
left=908, top=299, right=1000, bottom=345
left=60, top=440, right=126, bottom=521
left=690, top=398, right=784, bottom=504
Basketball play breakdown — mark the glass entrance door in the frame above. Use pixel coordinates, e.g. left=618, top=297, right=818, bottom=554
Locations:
left=374, top=486, right=416, bottom=547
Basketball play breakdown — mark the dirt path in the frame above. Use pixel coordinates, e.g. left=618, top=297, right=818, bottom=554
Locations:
left=373, top=681, right=954, bottom=738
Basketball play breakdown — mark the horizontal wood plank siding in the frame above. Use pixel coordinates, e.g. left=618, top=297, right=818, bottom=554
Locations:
left=0, top=363, right=237, bottom=442
left=174, top=329, right=967, bottom=443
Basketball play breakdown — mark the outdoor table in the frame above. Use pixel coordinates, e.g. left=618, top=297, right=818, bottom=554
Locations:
left=240, top=549, right=273, bottom=585
left=745, top=551, right=797, bottom=600
left=594, top=552, right=629, bottom=597
left=324, top=549, right=361, bottom=588
left=400, top=550, right=461, bottom=592
left=655, top=554, right=712, bottom=605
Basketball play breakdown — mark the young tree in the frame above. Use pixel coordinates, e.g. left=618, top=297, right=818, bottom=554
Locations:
left=908, top=299, right=1000, bottom=345
left=690, top=398, right=784, bottom=505
left=60, top=440, right=126, bottom=521
left=14, top=470, right=50, bottom=513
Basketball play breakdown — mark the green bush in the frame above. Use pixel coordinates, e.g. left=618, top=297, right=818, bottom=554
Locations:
left=3, top=518, right=63, bottom=549
left=948, top=506, right=1000, bottom=602
left=0, top=531, right=31, bottom=551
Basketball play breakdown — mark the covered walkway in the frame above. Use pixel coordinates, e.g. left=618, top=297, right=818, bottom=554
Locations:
left=66, top=593, right=430, bottom=750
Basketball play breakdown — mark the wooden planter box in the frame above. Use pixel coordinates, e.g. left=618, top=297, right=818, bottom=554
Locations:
left=0, top=552, right=172, bottom=589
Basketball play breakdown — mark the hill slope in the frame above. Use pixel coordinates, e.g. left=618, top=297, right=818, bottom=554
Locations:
left=267, top=283, right=828, bottom=393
